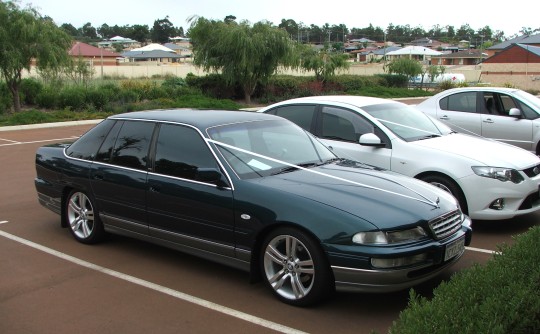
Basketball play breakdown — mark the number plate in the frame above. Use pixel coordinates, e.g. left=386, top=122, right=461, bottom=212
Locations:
left=444, top=236, right=465, bottom=261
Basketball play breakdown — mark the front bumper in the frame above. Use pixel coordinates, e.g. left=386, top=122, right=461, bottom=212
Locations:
left=328, top=218, right=472, bottom=293
left=459, top=172, right=540, bottom=220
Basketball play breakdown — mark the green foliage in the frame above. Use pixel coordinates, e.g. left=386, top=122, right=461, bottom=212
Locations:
left=19, top=78, right=44, bottom=105
left=298, top=44, right=350, bottom=83
left=389, top=226, right=540, bottom=334
left=185, top=73, right=237, bottom=99
left=36, top=86, right=60, bottom=109
left=58, top=87, right=87, bottom=110
left=376, top=74, right=409, bottom=87
left=386, top=58, right=423, bottom=80
left=0, top=1, right=72, bottom=112
left=0, top=82, right=13, bottom=113
left=189, top=17, right=296, bottom=103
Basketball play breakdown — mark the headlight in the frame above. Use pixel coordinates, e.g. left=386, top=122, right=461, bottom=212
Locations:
left=353, top=227, right=427, bottom=245
left=471, top=166, right=524, bottom=184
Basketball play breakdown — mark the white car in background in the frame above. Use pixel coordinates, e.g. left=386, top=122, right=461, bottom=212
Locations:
left=259, top=95, right=540, bottom=220
left=415, top=87, right=540, bottom=154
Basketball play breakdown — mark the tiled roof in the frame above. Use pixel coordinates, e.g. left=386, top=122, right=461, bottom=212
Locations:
left=488, top=33, right=540, bottom=50
left=69, top=42, right=121, bottom=57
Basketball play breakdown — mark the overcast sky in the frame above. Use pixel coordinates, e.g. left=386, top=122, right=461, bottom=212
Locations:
left=20, top=0, right=537, bottom=38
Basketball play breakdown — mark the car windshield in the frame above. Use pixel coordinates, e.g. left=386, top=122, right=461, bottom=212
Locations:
left=514, top=90, right=540, bottom=113
left=363, top=103, right=452, bottom=141
left=207, top=119, right=337, bottom=179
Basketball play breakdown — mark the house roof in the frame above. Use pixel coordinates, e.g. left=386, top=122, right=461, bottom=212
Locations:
left=488, top=33, right=540, bottom=50
left=121, top=50, right=186, bottom=59
left=163, top=43, right=190, bottom=51
left=386, top=46, right=442, bottom=56
left=432, top=49, right=486, bottom=59
left=516, top=43, right=540, bottom=57
left=69, top=42, right=121, bottom=57
left=131, top=43, right=175, bottom=52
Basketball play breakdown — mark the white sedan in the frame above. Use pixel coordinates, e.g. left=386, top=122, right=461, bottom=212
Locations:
left=258, top=95, right=540, bottom=220
left=415, top=87, right=540, bottom=154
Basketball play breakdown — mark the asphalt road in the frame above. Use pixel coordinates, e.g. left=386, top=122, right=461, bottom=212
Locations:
left=1, top=121, right=538, bottom=334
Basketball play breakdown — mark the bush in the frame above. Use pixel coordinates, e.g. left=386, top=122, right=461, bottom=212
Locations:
left=36, top=87, right=60, bottom=109
left=0, top=82, right=13, bottom=113
left=58, top=86, right=87, bottom=110
left=389, top=226, right=540, bottom=334
left=185, top=73, right=237, bottom=99
left=19, top=78, right=43, bottom=106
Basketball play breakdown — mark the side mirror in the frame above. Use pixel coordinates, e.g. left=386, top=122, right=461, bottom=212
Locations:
left=508, top=108, right=522, bottom=118
left=196, top=168, right=229, bottom=187
left=359, top=133, right=386, bottom=147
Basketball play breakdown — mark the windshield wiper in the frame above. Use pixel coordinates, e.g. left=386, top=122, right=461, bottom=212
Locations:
left=272, top=163, right=318, bottom=175
left=417, top=134, right=441, bottom=140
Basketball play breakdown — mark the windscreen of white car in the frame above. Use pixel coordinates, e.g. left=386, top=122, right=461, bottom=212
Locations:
left=363, top=103, right=453, bottom=142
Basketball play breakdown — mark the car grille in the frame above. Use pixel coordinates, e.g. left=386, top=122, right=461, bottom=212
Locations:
left=428, top=210, right=462, bottom=240
left=523, top=164, right=540, bottom=178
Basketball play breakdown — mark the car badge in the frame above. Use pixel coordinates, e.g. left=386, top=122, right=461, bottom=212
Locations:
left=534, top=167, right=540, bottom=175
left=436, top=197, right=440, bottom=208
left=241, top=214, right=251, bottom=220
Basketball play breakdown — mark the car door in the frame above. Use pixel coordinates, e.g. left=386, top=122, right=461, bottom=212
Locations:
left=480, top=92, right=534, bottom=151
left=146, top=123, right=235, bottom=256
left=314, top=105, right=392, bottom=169
left=435, top=91, right=482, bottom=136
left=90, top=120, right=155, bottom=234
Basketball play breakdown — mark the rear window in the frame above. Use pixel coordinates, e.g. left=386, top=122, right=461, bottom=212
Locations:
left=66, top=119, right=115, bottom=160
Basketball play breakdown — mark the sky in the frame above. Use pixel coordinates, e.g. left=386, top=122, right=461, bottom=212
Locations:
left=19, top=0, right=537, bottom=38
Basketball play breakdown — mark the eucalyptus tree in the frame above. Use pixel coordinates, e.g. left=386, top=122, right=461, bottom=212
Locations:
left=188, top=17, right=297, bottom=104
left=385, top=58, right=423, bottom=82
left=0, top=1, right=72, bottom=112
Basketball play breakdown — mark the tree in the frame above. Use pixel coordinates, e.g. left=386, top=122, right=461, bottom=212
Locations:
left=151, top=16, right=175, bottom=43
left=79, top=22, right=98, bottom=39
left=385, top=58, right=423, bottom=82
left=299, top=45, right=350, bottom=83
left=188, top=17, right=297, bottom=104
left=0, top=1, right=72, bottom=112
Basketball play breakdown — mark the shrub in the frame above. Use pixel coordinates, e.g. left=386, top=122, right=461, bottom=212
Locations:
left=36, top=87, right=60, bottom=109
left=19, top=78, right=43, bottom=106
left=0, top=82, right=13, bottom=113
left=185, top=73, right=236, bottom=99
left=85, top=87, right=112, bottom=110
left=58, top=86, right=87, bottom=110
left=389, top=226, right=540, bottom=334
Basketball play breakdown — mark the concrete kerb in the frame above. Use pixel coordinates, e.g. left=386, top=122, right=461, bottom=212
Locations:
left=0, top=119, right=103, bottom=132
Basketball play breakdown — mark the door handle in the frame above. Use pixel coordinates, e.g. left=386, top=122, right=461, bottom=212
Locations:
left=439, top=115, right=449, bottom=120
left=149, top=185, right=160, bottom=192
left=483, top=119, right=494, bottom=123
left=92, top=174, right=104, bottom=180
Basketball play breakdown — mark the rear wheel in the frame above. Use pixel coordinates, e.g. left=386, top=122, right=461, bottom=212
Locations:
left=419, top=174, right=468, bottom=214
left=65, top=190, right=104, bottom=244
left=260, top=227, right=333, bottom=306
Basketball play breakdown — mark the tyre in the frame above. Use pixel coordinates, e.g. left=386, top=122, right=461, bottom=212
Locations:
left=419, top=174, right=468, bottom=214
left=260, top=227, right=333, bottom=306
left=65, top=190, right=104, bottom=244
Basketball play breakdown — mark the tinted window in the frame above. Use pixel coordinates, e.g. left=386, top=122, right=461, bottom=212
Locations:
left=109, top=121, right=155, bottom=170
left=66, top=119, right=115, bottom=160
left=321, top=106, right=374, bottom=142
left=95, top=120, right=123, bottom=163
left=272, top=105, right=316, bottom=131
left=440, top=92, right=477, bottom=113
left=154, top=124, right=218, bottom=181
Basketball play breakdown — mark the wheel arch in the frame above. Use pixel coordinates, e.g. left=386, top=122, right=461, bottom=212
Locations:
left=414, top=171, right=469, bottom=214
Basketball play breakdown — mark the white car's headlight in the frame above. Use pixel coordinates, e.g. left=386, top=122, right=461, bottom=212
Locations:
left=353, top=227, right=427, bottom=245
left=471, top=166, right=524, bottom=184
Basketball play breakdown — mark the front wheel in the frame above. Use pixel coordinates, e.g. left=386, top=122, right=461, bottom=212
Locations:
left=260, top=227, right=333, bottom=306
left=65, top=190, right=104, bottom=244
left=419, top=174, right=468, bottom=214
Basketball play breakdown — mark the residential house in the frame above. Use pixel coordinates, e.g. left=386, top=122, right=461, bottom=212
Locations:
left=431, top=49, right=486, bottom=66
left=486, top=33, right=540, bottom=57
left=69, top=42, right=121, bottom=66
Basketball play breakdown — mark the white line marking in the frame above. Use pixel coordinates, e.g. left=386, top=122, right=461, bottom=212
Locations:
left=0, top=138, right=20, bottom=143
left=0, top=137, right=79, bottom=147
left=466, top=246, right=499, bottom=255
left=0, top=229, right=307, bottom=334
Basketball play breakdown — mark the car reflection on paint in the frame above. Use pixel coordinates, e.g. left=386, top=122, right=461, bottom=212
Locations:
left=35, top=109, right=471, bottom=306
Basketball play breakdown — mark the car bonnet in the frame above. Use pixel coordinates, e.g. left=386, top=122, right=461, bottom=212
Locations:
left=412, top=133, right=540, bottom=169
left=249, top=162, right=458, bottom=229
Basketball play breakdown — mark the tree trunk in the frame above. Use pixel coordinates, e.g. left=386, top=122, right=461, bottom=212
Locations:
left=244, top=91, right=251, bottom=105
left=7, top=81, right=22, bottom=113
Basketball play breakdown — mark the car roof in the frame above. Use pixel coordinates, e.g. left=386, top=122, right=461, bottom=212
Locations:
left=110, top=109, right=280, bottom=130
left=434, top=87, right=522, bottom=95
left=266, top=95, right=400, bottom=108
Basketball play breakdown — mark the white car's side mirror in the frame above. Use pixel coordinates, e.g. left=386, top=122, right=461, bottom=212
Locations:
left=359, top=133, right=385, bottom=147
left=509, top=108, right=521, bottom=118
